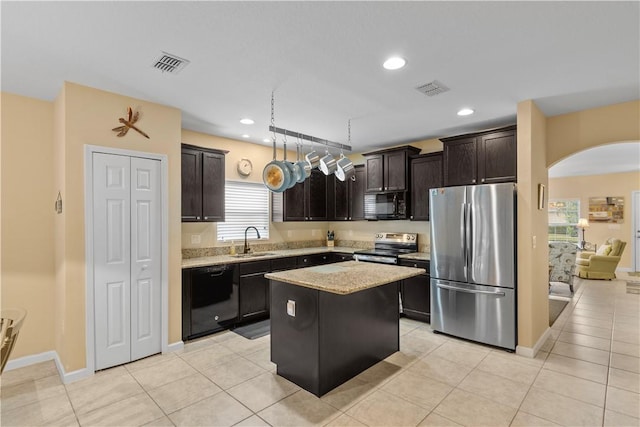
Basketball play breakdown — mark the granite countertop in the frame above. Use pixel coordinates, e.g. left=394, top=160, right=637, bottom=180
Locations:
left=265, top=260, right=425, bottom=295
left=182, top=246, right=357, bottom=269
left=398, top=252, right=430, bottom=261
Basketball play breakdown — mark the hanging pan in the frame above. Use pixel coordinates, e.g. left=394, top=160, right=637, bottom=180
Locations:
left=305, top=141, right=321, bottom=169
left=263, top=137, right=291, bottom=192
left=319, top=149, right=337, bottom=175
left=295, top=137, right=311, bottom=182
left=335, top=152, right=355, bottom=182
left=283, top=136, right=301, bottom=188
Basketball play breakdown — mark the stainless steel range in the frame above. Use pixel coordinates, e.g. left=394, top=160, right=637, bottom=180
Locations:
left=354, top=232, right=418, bottom=264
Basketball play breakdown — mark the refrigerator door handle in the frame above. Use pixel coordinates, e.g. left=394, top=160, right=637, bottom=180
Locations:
left=461, top=202, right=467, bottom=271
left=467, top=202, right=473, bottom=272
left=436, top=283, right=506, bottom=297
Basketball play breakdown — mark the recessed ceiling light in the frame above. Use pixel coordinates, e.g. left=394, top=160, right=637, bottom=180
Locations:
left=263, top=138, right=271, bottom=143
left=242, top=134, right=250, bottom=138
left=457, top=108, right=475, bottom=116
left=383, top=56, right=406, bottom=70
left=240, top=118, right=254, bottom=125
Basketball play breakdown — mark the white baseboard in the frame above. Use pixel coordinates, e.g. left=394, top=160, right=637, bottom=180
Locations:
left=6, top=340, right=184, bottom=384
left=4, top=350, right=91, bottom=384
left=4, top=350, right=57, bottom=371
left=516, top=327, right=551, bottom=358
left=167, top=341, right=184, bottom=352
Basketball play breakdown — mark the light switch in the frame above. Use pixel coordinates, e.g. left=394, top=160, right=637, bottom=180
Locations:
left=287, top=300, right=296, bottom=317
left=532, top=235, right=537, bottom=248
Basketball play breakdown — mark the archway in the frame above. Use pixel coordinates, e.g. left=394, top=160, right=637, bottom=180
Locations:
left=548, top=141, right=640, bottom=272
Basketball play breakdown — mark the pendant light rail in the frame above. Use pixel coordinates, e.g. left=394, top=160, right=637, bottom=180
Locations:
left=268, top=126, right=352, bottom=152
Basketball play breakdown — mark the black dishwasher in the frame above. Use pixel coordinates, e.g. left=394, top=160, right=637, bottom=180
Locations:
left=182, top=264, right=237, bottom=340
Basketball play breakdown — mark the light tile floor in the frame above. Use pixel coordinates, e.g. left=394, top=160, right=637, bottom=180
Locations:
left=1, top=276, right=638, bottom=426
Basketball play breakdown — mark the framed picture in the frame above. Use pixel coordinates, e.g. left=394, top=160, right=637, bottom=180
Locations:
left=588, top=196, right=624, bottom=223
left=538, top=183, right=545, bottom=210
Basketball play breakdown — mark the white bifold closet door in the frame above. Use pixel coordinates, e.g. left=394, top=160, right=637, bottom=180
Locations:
left=93, top=153, right=161, bottom=370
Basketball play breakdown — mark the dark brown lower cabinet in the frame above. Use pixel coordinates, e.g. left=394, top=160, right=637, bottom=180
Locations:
left=399, top=259, right=430, bottom=322
left=332, top=253, right=354, bottom=262
left=238, top=260, right=270, bottom=322
left=297, top=253, right=332, bottom=267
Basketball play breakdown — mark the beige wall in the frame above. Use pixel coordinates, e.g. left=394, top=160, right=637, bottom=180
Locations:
left=549, top=171, right=639, bottom=269
left=516, top=100, right=550, bottom=349
left=1, top=93, right=56, bottom=358
left=53, top=83, right=183, bottom=372
left=547, top=100, right=640, bottom=167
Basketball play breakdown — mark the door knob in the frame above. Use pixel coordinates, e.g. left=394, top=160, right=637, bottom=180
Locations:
left=142, top=264, right=149, bottom=270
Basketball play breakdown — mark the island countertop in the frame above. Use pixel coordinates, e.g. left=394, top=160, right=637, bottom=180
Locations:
left=264, top=260, right=425, bottom=295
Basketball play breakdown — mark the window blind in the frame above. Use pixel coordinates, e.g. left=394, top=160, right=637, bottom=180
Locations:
left=217, top=181, right=270, bottom=241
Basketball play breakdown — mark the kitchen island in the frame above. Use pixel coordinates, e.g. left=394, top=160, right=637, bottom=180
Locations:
left=265, top=260, right=424, bottom=396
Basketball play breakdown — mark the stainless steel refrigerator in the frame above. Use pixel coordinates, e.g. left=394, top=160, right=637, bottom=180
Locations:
left=429, top=183, right=516, bottom=350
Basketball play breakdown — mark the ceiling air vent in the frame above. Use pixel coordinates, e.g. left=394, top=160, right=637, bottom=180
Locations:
left=152, top=52, right=190, bottom=74
left=416, top=80, right=449, bottom=97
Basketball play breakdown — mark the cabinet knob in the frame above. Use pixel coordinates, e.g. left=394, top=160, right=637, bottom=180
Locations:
left=471, top=179, right=476, bottom=184
left=204, top=216, right=209, bottom=220
left=196, top=216, right=201, bottom=220
left=410, top=216, right=414, bottom=220
left=481, top=178, right=485, bottom=183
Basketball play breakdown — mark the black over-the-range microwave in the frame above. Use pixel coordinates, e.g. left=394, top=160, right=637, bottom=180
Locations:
left=364, top=192, right=408, bottom=220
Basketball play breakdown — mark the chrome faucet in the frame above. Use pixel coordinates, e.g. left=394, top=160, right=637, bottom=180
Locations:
left=244, top=226, right=261, bottom=254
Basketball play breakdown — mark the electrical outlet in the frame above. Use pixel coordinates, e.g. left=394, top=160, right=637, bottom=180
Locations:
left=287, top=300, right=296, bottom=317
left=191, top=234, right=201, bottom=244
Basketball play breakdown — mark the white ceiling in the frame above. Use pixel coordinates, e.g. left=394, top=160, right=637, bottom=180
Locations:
left=549, top=141, right=640, bottom=178
left=2, top=2, right=639, bottom=152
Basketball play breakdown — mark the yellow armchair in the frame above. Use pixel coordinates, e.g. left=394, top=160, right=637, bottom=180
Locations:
left=575, top=238, right=626, bottom=280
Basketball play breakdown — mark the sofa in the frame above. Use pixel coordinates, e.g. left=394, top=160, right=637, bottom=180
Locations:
left=575, top=238, right=626, bottom=280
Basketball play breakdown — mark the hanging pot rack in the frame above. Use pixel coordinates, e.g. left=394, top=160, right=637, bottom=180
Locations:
left=268, top=125, right=352, bottom=152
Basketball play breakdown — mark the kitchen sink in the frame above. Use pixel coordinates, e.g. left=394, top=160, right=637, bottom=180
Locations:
left=230, top=252, right=275, bottom=258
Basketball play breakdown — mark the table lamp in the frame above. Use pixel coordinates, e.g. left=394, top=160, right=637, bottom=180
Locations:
left=577, top=218, right=589, bottom=249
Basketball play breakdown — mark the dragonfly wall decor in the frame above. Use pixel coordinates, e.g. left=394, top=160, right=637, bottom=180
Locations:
left=112, top=107, right=150, bottom=139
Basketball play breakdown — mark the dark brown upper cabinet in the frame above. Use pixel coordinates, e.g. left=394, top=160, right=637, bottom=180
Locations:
left=272, top=169, right=329, bottom=221
left=363, top=146, right=421, bottom=193
left=441, top=125, right=516, bottom=187
left=410, top=153, right=443, bottom=221
left=181, top=143, right=228, bottom=222
left=330, top=164, right=365, bottom=221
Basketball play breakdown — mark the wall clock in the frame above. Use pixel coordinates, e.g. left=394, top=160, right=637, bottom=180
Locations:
left=237, top=158, right=253, bottom=176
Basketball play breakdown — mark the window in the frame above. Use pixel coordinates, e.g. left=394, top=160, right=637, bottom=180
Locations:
left=217, top=181, right=270, bottom=242
left=548, top=199, right=580, bottom=243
